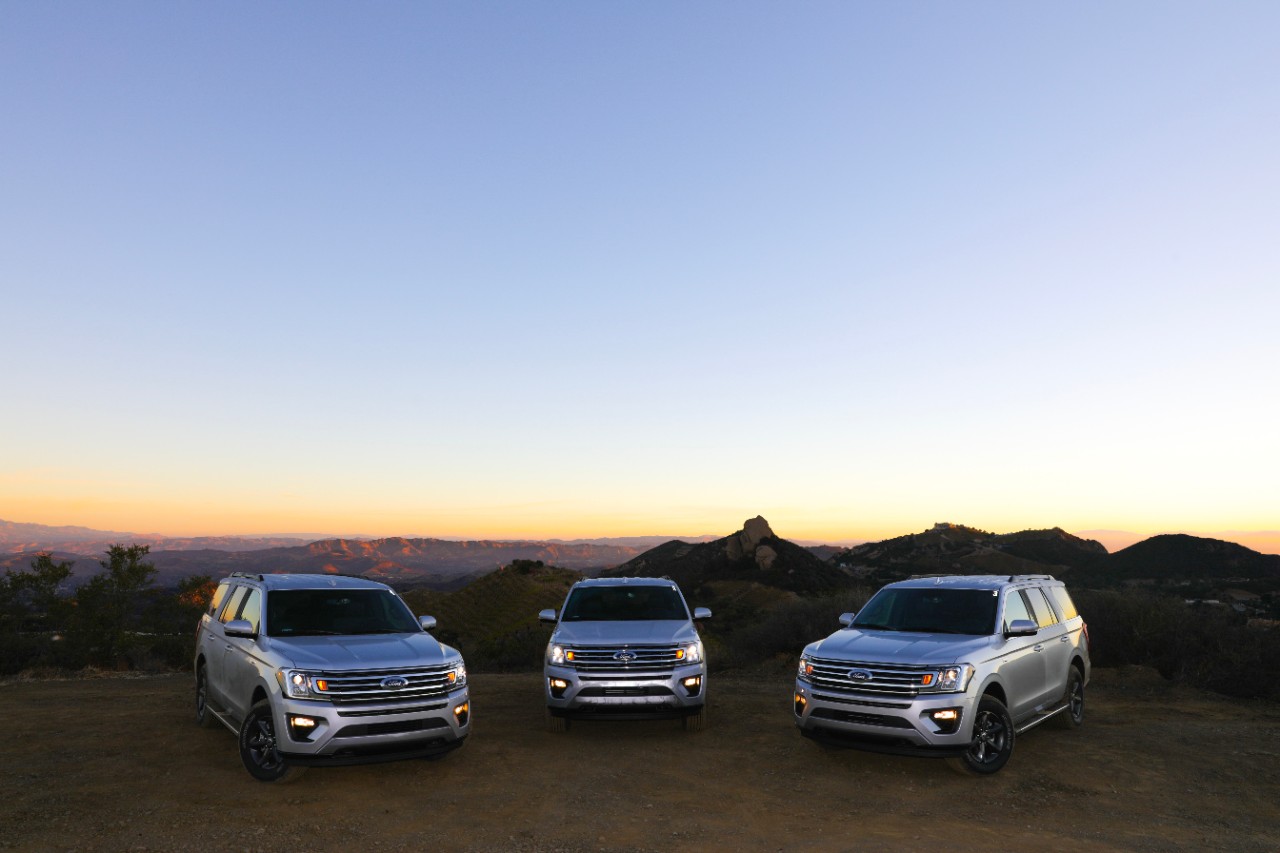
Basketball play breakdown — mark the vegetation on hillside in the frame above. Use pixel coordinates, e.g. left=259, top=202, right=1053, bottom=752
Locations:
left=5, top=535, right=1280, bottom=704
left=0, top=545, right=215, bottom=675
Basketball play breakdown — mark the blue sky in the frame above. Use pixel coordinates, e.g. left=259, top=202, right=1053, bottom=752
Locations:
left=2, top=2, right=1278, bottom=546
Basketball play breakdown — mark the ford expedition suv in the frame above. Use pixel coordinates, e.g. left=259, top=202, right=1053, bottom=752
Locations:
left=794, top=574, right=1089, bottom=774
left=194, top=572, right=470, bottom=782
left=539, top=577, right=711, bottom=731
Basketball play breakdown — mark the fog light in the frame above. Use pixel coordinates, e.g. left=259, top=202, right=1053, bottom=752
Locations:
left=287, top=715, right=319, bottom=741
left=794, top=693, right=807, bottom=716
left=453, top=702, right=470, bottom=726
left=929, top=707, right=962, bottom=734
left=549, top=678, right=569, bottom=699
left=682, top=676, right=702, bottom=697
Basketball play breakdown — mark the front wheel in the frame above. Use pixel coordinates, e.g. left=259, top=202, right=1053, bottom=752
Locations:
left=239, top=700, right=305, bottom=783
left=947, top=695, right=1015, bottom=776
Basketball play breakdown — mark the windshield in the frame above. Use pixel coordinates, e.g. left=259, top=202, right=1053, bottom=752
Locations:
left=561, top=585, right=688, bottom=622
left=266, top=589, right=421, bottom=636
left=851, top=587, right=998, bottom=635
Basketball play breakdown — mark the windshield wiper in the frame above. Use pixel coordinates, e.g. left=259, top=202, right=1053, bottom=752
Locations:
left=852, top=623, right=901, bottom=632
left=285, top=629, right=343, bottom=636
left=353, top=628, right=409, bottom=635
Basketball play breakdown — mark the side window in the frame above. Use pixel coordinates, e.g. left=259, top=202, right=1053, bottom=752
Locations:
left=218, top=586, right=248, bottom=624
left=1047, top=586, right=1079, bottom=620
left=1002, top=591, right=1035, bottom=633
left=1029, top=588, right=1059, bottom=628
left=208, top=581, right=230, bottom=616
left=238, top=589, right=263, bottom=634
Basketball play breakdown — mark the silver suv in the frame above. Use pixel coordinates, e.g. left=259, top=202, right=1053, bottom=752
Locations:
left=794, top=574, right=1089, bottom=774
left=539, top=577, right=711, bottom=731
left=194, top=572, right=470, bottom=782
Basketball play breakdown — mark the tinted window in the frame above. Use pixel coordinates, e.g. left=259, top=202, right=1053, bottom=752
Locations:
left=1046, top=586, right=1079, bottom=620
left=852, top=588, right=999, bottom=635
left=266, top=589, right=420, bottom=636
left=208, top=581, right=230, bottom=616
left=239, top=589, right=263, bottom=634
left=218, top=586, right=248, bottom=624
left=1002, top=591, right=1035, bottom=632
left=1028, top=588, right=1059, bottom=628
left=561, top=586, right=688, bottom=622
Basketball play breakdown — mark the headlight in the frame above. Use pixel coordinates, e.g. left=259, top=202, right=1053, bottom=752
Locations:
left=280, top=669, right=330, bottom=700
left=676, top=641, right=702, bottom=663
left=548, top=644, right=568, bottom=665
left=798, top=656, right=813, bottom=680
left=446, top=660, right=467, bottom=688
left=930, top=664, right=974, bottom=693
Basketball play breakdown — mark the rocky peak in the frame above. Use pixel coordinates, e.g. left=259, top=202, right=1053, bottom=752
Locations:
left=725, top=516, right=776, bottom=563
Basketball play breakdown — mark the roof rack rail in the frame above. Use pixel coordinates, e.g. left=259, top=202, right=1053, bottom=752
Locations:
left=229, top=572, right=264, bottom=581
left=1007, top=574, right=1056, bottom=582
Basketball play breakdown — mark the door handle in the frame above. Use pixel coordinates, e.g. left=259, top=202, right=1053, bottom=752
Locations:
left=1060, top=636, right=1070, bottom=643
left=1033, top=645, right=1044, bottom=653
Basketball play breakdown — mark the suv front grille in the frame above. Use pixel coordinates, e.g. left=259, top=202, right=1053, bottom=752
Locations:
left=565, top=645, right=685, bottom=671
left=318, top=666, right=458, bottom=704
left=806, top=656, right=937, bottom=697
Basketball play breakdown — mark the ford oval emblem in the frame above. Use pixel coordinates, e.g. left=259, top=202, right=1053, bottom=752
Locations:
left=847, top=669, right=872, bottom=682
left=613, top=650, right=638, bottom=663
left=381, top=676, right=409, bottom=689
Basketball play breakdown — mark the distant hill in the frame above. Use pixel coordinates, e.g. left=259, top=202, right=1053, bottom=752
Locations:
left=0, top=520, right=647, bottom=588
left=605, top=516, right=851, bottom=596
left=400, top=560, right=582, bottom=669
left=830, top=523, right=1107, bottom=581
left=0, top=519, right=312, bottom=555
left=1082, top=534, right=1280, bottom=584
left=130, top=537, right=645, bottom=588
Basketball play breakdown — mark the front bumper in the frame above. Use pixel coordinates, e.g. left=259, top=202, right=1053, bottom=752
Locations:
left=793, top=679, right=974, bottom=756
left=275, top=686, right=470, bottom=763
left=545, top=663, right=706, bottom=718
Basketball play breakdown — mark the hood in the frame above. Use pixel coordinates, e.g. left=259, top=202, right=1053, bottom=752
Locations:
left=264, top=632, right=455, bottom=670
left=553, top=620, right=697, bottom=646
left=812, top=629, right=996, bottom=666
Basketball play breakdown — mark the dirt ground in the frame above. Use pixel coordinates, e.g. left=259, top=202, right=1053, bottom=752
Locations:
left=1, top=667, right=1277, bottom=852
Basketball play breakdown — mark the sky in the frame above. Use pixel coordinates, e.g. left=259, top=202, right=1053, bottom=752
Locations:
left=2, top=2, right=1278, bottom=551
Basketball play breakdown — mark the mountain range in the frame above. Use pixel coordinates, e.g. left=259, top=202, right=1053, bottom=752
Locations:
left=4, top=517, right=1279, bottom=604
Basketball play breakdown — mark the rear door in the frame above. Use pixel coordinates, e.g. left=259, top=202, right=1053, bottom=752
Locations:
left=994, top=589, right=1044, bottom=721
left=1027, top=585, right=1073, bottom=708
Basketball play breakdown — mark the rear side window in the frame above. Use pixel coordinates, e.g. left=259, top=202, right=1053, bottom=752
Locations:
left=1046, top=586, right=1079, bottom=620
left=208, top=582, right=230, bottom=616
left=1027, top=588, right=1059, bottom=628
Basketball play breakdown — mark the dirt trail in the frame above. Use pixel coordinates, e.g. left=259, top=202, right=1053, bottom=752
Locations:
left=1, top=667, right=1277, bottom=852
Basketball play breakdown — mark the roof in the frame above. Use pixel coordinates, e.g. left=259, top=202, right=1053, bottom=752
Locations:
left=890, top=574, right=1061, bottom=591
left=227, top=572, right=394, bottom=591
left=571, top=576, right=680, bottom=589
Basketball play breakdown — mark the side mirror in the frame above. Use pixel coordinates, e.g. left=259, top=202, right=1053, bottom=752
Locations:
left=224, top=619, right=255, bottom=638
left=838, top=612, right=856, bottom=628
left=693, top=607, right=712, bottom=621
left=538, top=609, right=557, bottom=624
left=419, top=615, right=438, bottom=632
left=1004, top=619, right=1038, bottom=637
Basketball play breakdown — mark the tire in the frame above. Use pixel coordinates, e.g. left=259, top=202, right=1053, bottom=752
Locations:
left=947, top=695, right=1015, bottom=776
left=545, top=708, right=569, bottom=733
left=682, top=705, right=706, bottom=732
left=1053, top=667, right=1085, bottom=730
left=195, top=665, right=218, bottom=729
left=239, top=700, right=305, bottom=783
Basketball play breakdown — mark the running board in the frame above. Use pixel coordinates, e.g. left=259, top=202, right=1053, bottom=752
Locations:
left=1015, top=702, right=1068, bottom=734
left=207, top=706, right=240, bottom=736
